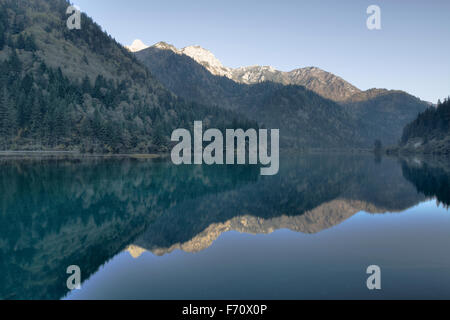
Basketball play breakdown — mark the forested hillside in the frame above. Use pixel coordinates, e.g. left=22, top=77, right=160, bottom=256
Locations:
left=0, top=0, right=251, bottom=153
left=397, top=98, right=450, bottom=154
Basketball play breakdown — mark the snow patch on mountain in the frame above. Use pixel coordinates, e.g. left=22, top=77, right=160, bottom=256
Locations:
left=149, top=42, right=232, bottom=78
left=126, top=39, right=149, bottom=52
left=153, top=41, right=179, bottom=53
left=180, top=46, right=232, bottom=78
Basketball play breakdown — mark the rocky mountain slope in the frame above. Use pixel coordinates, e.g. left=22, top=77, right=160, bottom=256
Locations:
left=232, top=65, right=361, bottom=102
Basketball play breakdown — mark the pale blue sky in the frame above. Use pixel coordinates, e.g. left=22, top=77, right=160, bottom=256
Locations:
left=72, top=0, right=450, bottom=103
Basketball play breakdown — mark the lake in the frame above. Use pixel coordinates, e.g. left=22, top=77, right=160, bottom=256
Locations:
left=0, top=154, right=449, bottom=300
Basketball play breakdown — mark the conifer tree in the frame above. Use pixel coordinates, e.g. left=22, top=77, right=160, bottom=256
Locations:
left=16, top=33, right=25, bottom=49
left=0, top=87, right=17, bottom=149
left=0, top=87, right=9, bottom=148
left=0, top=25, right=5, bottom=50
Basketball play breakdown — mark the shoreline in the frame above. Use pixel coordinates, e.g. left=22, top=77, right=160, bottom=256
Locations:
left=4, top=148, right=448, bottom=162
left=0, top=148, right=373, bottom=156
left=0, top=151, right=167, bottom=161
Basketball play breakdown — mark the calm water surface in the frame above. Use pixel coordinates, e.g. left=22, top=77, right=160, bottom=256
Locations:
left=0, top=154, right=449, bottom=300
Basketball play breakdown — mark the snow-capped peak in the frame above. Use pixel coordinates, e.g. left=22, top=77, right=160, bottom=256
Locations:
left=126, top=39, right=149, bottom=52
left=151, top=42, right=232, bottom=78
left=153, top=41, right=179, bottom=53
left=179, top=45, right=231, bottom=77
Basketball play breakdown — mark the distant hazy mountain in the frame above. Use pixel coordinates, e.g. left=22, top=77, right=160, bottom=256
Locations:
left=135, top=41, right=429, bottom=147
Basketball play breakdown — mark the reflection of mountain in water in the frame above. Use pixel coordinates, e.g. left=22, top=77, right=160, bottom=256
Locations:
left=132, top=155, right=425, bottom=257
left=132, top=200, right=397, bottom=257
left=0, top=154, right=442, bottom=299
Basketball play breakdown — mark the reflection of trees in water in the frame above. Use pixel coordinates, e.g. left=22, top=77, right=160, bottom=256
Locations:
left=0, top=155, right=428, bottom=299
left=0, top=159, right=259, bottom=300
left=401, top=159, right=450, bottom=208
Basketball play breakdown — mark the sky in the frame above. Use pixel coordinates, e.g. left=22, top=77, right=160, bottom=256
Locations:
left=72, top=0, right=450, bottom=103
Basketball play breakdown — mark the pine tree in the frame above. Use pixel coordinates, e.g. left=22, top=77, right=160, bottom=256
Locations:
left=81, top=76, right=91, bottom=94
left=0, top=87, right=9, bottom=149
left=93, top=75, right=105, bottom=99
left=16, top=33, right=25, bottom=49
left=0, top=87, right=17, bottom=149
left=54, top=105, right=65, bottom=144
left=0, top=24, right=5, bottom=50
left=8, top=50, right=21, bottom=74
left=42, top=110, right=54, bottom=147
left=30, top=96, right=42, bottom=140
left=24, top=34, right=37, bottom=52
left=91, top=109, right=102, bottom=143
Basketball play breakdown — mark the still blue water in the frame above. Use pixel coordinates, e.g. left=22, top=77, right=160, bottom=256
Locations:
left=0, top=154, right=449, bottom=299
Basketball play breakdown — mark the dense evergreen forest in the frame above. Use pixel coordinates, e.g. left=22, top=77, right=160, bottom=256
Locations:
left=0, top=0, right=255, bottom=153
left=401, top=98, right=450, bottom=144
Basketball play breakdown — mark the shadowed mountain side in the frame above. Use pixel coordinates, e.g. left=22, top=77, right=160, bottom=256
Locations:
left=132, top=155, right=425, bottom=256
left=341, top=89, right=429, bottom=146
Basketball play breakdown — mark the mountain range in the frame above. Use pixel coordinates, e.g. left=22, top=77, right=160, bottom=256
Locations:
left=137, top=41, right=360, bottom=102
left=134, top=40, right=429, bottom=148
